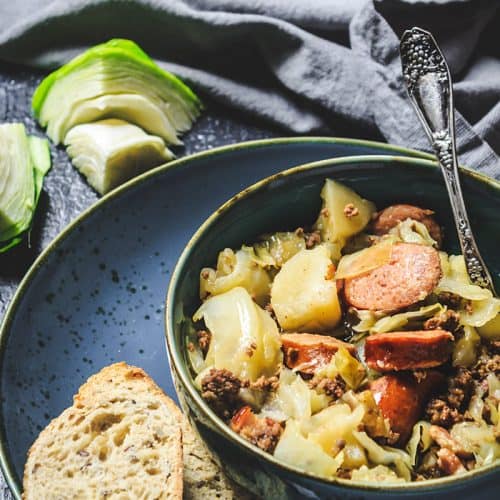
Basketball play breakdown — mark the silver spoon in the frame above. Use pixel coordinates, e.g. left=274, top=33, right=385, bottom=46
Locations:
left=399, top=26, right=497, bottom=295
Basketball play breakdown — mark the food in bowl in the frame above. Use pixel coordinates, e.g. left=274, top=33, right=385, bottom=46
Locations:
left=185, top=179, right=500, bottom=484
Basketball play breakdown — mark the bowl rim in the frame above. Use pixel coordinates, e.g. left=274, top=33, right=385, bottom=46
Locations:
left=165, top=153, right=500, bottom=493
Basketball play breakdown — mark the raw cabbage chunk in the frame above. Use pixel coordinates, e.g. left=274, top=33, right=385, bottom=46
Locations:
left=315, top=347, right=366, bottom=390
left=351, top=465, right=406, bottom=484
left=388, top=219, right=437, bottom=247
left=315, top=179, right=375, bottom=247
left=58, top=93, right=182, bottom=144
left=199, top=246, right=271, bottom=305
left=270, top=245, right=341, bottom=331
left=33, top=39, right=201, bottom=144
left=335, top=239, right=393, bottom=280
left=253, top=232, right=306, bottom=268
left=65, top=119, right=173, bottom=194
left=274, top=419, right=343, bottom=477
left=0, top=124, right=51, bottom=252
left=193, top=287, right=282, bottom=381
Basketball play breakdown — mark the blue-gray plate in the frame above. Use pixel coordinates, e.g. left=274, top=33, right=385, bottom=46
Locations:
left=0, top=138, right=429, bottom=497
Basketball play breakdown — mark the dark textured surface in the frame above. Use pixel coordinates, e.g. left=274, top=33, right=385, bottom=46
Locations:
left=0, top=62, right=279, bottom=499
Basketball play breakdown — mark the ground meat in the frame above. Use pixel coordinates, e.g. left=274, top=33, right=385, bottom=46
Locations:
left=197, top=329, right=211, bottom=356
left=425, top=368, right=473, bottom=428
left=249, top=375, right=279, bottom=392
left=343, top=203, right=359, bottom=218
left=471, top=343, right=500, bottom=380
left=310, top=374, right=346, bottom=399
left=201, top=368, right=242, bottom=419
left=305, top=230, right=321, bottom=249
left=423, top=310, right=461, bottom=335
left=232, top=407, right=283, bottom=453
left=436, top=292, right=463, bottom=309
left=336, top=468, right=352, bottom=479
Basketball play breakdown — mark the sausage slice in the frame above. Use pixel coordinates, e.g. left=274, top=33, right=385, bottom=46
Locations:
left=281, top=333, right=356, bottom=375
left=365, top=329, right=454, bottom=372
left=370, top=371, right=445, bottom=445
left=372, top=204, right=442, bottom=245
left=344, top=242, right=441, bottom=311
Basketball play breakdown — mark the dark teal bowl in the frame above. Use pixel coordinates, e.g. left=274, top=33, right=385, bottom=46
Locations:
left=166, top=155, right=500, bottom=499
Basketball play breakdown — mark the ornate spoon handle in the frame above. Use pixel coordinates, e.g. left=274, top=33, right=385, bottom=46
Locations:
left=400, top=27, right=496, bottom=295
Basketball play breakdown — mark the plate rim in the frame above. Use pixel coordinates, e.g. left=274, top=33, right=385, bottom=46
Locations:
left=0, top=136, right=438, bottom=497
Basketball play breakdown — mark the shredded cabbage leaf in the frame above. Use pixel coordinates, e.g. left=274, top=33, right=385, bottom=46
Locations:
left=274, top=419, right=344, bottom=477
left=351, top=465, right=406, bottom=484
left=253, top=232, right=306, bottom=268
left=199, top=246, right=271, bottom=305
left=335, top=239, right=393, bottom=280
left=315, top=347, right=366, bottom=390
left=406, top=421, right=432, bottom=466
left=352, top=431, right=411, bottom=481
left=388, top=218, right=437, bottom=247
left=453, top=325, right=480, bottom=367
left=352, top=303, right=443, bottom=335
left=193, top=287, right=281, bottom=381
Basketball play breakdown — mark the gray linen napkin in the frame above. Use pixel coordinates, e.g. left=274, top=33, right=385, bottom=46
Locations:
left=0, top=0, right=498, bottom=177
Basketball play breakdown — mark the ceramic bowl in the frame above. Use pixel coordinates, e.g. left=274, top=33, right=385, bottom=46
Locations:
left=166, top=154, right=500, bottom=499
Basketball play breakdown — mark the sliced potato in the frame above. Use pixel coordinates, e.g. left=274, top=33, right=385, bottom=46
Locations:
left=270, top=245, right=341, bottom=332
left=315, top=179, right=375, bottom=246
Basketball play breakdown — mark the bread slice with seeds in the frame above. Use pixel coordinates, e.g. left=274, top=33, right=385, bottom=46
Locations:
left=180, top=413, right=256, bottom=499
left=23, top=362, right=183, bottom=499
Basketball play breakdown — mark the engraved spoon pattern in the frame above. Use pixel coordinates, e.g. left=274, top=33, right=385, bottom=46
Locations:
left=400, top=27, right=497, bottom=295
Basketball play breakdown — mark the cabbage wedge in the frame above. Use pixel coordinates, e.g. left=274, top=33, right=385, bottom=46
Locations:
left=33, top=39, right=201, bottom=144
left=0, top=124, right=51, bottom=252
left=65, top=119, right=173, bottom=195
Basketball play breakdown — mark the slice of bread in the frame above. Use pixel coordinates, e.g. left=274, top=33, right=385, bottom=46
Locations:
left=180, top=413, right=256, bottom=499
left=23, top=363, right=183, bottom=499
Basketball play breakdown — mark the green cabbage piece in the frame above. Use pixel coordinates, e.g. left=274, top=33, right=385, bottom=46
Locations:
left=253, top=232, right=306, bottom=268
left=406, top=421, right=432, bottom=466
left=274, top=419, right=344, bottom=477
left=199, top=246, right=271, bottom=305
left=193, top=287, right=282, bottom=382
left=388, top=218, right=437, bottom=247
left=352, top=431, right=411, bottom=481
left=315, top=347, right=366, bottom=390
left=450, top=422, right=500, bottom=466
left=64, top=119, right=174, bottom=195
left=259, top=368, right=327, bottom=424
left=437, top=253, right=492, bottom=301
left=33, top=39, right=201, bottom=144
left=453, top=325, right=480, bottom=367
left=0, top=124, right=51, bottom=252
left=351, top=465, right=406, bottom=484
left=352, top=303, right=443, bottom=335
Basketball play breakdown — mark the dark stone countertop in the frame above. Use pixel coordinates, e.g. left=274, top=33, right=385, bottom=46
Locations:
left=0, top=63, right=281, bottom=498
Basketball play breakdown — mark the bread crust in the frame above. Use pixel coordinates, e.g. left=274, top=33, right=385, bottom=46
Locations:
left=23, top=362, right=183, bottom=499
